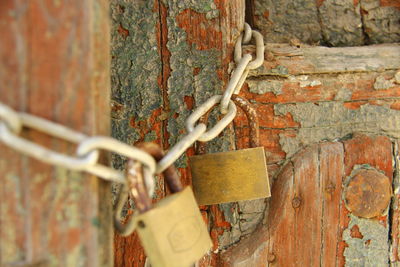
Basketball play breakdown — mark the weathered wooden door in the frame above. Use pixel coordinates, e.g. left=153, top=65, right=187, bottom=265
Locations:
left=1, top=0, right=399, bottom=266
left=111, top=0, right=400, bottom=266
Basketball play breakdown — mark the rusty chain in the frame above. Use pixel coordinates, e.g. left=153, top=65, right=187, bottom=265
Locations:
left=0, top=23, right=264, bottom=190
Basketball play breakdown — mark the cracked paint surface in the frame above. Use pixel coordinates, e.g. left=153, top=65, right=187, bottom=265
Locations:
left=343, top=215, right=389, bottom=266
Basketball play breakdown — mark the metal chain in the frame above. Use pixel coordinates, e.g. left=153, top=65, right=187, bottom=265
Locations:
left=0, top=23, right=264, bottom=186
left=220, top=23, right=265, bottom=114
left=159, top=23, right=264, bottom=172
left=0, top=102, right=155, bottom=193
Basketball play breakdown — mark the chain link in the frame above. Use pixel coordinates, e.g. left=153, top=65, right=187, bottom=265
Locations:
left=0, top=103, right=154, bottom=191
left=0, top=23, right=265, bottom=187
left=77, top=136, right=156, bottom=196
left=242, top=23, right=252, bottom=44
left=0, top=103, right=22, bottom=133
left=219, top=55, right=252, bottom=114
left=186, top=95, right=237, bottom=142
left=157, top=124, right=206, bottom=174
left=220, top=23, right=265, bottom=114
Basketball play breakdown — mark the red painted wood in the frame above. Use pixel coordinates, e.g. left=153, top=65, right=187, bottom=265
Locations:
left=292, top=145, right=322, bottom=266
left=220, top=134, right=394, bottom=266
left=0, top=1, right=112, bottom=266
left=343, top=134, right=393, bottom=178
left=320, top=142, right=344, bottom=267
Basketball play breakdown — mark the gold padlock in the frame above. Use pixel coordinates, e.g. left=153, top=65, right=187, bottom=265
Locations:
left=114, top=143, right=212, bottom=267
left=189, top=95, right=271, bottom=205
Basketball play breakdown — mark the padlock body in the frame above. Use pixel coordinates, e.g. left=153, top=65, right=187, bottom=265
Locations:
left=135, top=187, right=212, bottom=267
left=190, top=147, right=270, bottom=205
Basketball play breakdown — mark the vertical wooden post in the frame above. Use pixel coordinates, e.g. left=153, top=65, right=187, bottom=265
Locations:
left=111, top=0, right=246, bottom=266
left=0, top=1, right=112, bottom=266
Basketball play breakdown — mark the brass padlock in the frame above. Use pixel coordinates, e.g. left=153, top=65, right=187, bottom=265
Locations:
left=189, top=95, right=271, bottom=205
left=114, top=143, right=212, bottom=267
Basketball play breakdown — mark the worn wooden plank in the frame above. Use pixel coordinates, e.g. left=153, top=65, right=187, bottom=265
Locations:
left=292, top=145, right=322, bottom=266
left=221, top=135, right=393, bottom=266
left=248, top=43, right=400, bottom=77
left=239, top=63, right=400, bottom=163
left=0, top=0, right=112, bottom=266
left=266, top=162, right=296, bottom=267
left=319, top=142, right=344, bottom=266
left=243, top=71, right=400, bottom=105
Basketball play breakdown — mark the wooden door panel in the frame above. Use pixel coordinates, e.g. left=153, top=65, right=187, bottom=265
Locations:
left=221, top=134, right=394, bottom=266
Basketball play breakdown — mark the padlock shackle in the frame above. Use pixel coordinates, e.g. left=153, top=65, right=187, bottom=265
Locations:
left=114, top=160, right=153, bottom=236
left=196, top=94, right=260, bottom=154
left=114, top=143, right=184, bottom=236
left=137, top=142, right=183, bottom=193
left=127, top=159, right=153, bottom=212
left=231, top=94, right=260, bottom=148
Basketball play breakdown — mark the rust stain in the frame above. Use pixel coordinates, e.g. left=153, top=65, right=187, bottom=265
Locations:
left=137, top=142, right=183, bottom=193
left=231, top=95, right=260, bottom=147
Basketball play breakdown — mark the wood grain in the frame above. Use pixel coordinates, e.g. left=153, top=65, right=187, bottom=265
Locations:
left=320, top=142, right=344, bottom=267
left=292, top=145, right=321, bottom=266
left=248, top=43, right=400, bottom=77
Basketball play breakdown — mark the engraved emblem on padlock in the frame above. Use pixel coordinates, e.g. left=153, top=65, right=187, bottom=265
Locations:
left=114, top=143, right=212, bottom=267
left=189, top=95, right=271, bottom=205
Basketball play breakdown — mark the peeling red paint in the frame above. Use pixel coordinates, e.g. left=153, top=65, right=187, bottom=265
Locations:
left=176, top=9, right=223, bottom=51
left=343, top=101, right=366, bottom=110
left=263, top=10, right=270, bottom=19
left=184, top=95, right=195, bottom=110
left=350, top=225, right=364, bottom=239
left=380, top=0, right=400, bottom=9
left=316, top=0, right=325, bottom=8
left=117, top=23, right=129, bottom=39
left=390, top=101, right=400, bottom=110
